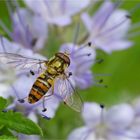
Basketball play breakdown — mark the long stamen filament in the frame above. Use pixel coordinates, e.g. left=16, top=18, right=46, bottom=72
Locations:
left=0, top=20, right=12, bottom=38
left=96, top=15, right=129, bottom=38
left=0, top=36, right=7, bottom=52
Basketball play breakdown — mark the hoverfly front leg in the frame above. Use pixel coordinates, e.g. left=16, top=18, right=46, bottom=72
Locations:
left=63, top=71, right=73, bottom=78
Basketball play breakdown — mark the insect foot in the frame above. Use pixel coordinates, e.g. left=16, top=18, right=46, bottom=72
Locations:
left=42, top=108, right=47, bottom=112
left=18, top=99, right=25, bottom=103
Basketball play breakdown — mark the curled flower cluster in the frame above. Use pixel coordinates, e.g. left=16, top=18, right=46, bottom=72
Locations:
left=0, top=0, right=138, bottom=140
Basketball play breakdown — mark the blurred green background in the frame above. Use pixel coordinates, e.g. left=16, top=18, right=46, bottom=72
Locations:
left=0, top=0, right=140, bottom=139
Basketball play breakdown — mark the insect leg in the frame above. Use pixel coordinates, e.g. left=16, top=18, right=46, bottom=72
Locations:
left=18, top=97, right=27, bottom=103
left=42, top=82, right=55, bottom=112
left=64, top=71, right=73, bottom=78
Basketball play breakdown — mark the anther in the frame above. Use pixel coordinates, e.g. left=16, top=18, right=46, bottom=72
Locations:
left=88, top=42, right=92, bottom=46
left=98, top=59, right=104, bottom=64
left=87, top=53, right=91, bottom=56
left=126, top=15, right=131, bottom=19
left=31, top=38, right=37, bottom=46
left=18, top=99, right=25, bottom=103
left=100, top=104, right=105, bottom=109
left=30, top=70, right=35, bottom=75
left=42, top=108, right=47, bottom=112
left=69, top=72, right=72, bottom=77
left=99, top=79, right=103, bottom=83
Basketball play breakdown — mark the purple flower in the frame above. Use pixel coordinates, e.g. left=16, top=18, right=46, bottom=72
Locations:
left=0, top=2, right=48, bottom=51
left=60, top=43, right=96, bottom=89
left=12, top=8, right=48, bottom=51
left=23, top=0, right=91, bottom=26
left=68, top=102, right=140, bottom=140
left=81, top=1, right=132, bottom=53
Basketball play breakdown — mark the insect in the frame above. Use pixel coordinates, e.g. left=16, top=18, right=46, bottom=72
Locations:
left=0, top=52, right=83, bottom=112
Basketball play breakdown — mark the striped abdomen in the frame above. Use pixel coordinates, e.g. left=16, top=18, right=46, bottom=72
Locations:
left=28, top=72, right=54, bottom=104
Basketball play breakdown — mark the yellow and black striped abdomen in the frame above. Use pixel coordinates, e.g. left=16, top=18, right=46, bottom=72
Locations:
left=28, top=72, right=54, bottom=104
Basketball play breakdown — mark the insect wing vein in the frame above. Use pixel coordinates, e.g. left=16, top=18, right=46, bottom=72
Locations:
left=0, top=52, right=47, bottom=72
left=58, top=76, right=83, bottom=112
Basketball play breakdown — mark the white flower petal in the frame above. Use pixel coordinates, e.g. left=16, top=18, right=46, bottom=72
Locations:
left=68, top=126, right=96, bottom=140
left=19, top=134, right=40, bottom=140
left=130, top=116, right=140, bottom=136
left=105, top=104, right=135, bottom=130
left=81, top=13, right=92, bottom=32
left=101, top=10, right=131, bottom=39
left=107, top=130, right=139, bottom=140
left=28, top=112, right=38, bottom=123
left=0, top=84, right=11, bottom=98
left=132, top=98, right=140, bottom=116
left=11, top=75, right=36, bottom=98
left=38, top=95, right=60, bottom=119
left=82, top=102, right=102, bottom=127
left=83, top=1, right=132, bottom=53
left=13, top=8, right=48, bottom=50
left=24, top=0, right=91, bottom=26
left=96, top=40, right=132, bottom=53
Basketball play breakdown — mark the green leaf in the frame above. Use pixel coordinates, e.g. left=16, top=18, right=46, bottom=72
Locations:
left=0, top=126, right=14, bottom=136
left=0, top=136, right=17, bottom=140
left=0, top=111, right=43, bottom=136
left=0, top=97, right=7, bottom=111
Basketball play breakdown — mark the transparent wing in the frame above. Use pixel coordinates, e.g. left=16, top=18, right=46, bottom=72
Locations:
left=57, top=76, right=83, bottom=112
left=0, top=52, right=47, bottom=72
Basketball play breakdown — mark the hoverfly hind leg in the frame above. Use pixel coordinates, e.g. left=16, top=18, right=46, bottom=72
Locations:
left=42, top=82, right=55, bottom=112
left=42, top=96, right=47, bottom=112
left=18, top=99, right=25, bottom=103
left=42, top=108, right=47, bottom=112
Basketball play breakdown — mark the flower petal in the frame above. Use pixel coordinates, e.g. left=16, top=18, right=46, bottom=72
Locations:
left=105, top=104, right=135, bottom=130
left=28, top=112, right=38, bottom=123
left=13, top=8, right=48, bottom=50
left=82, top=102, right=102, bottom=127
left=75, top=71, right=93, bottom=89
left=38, top=95, right=60, bottom=119
left=24, top=0, right=91, bottom=26
left=68, top=126, right=96, bottom=140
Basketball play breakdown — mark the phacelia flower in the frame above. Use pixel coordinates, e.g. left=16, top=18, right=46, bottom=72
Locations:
left=81, top=1, right=132, bottom=53
left=23, top=0, right=91, bottom=26
left=68, top=102, right=140, bottom=140
left=12, top=8, right=48, bottom=51
left=60, top=43, right=96, bottom=89
left=0, top=2, right=48, bottom=51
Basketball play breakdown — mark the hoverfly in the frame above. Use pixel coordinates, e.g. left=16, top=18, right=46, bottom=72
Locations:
left=0, top=51, right=83, bottom=112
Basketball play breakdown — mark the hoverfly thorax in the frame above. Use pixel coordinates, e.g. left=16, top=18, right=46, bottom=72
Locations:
left=47, top=52, right=70, bottom=75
